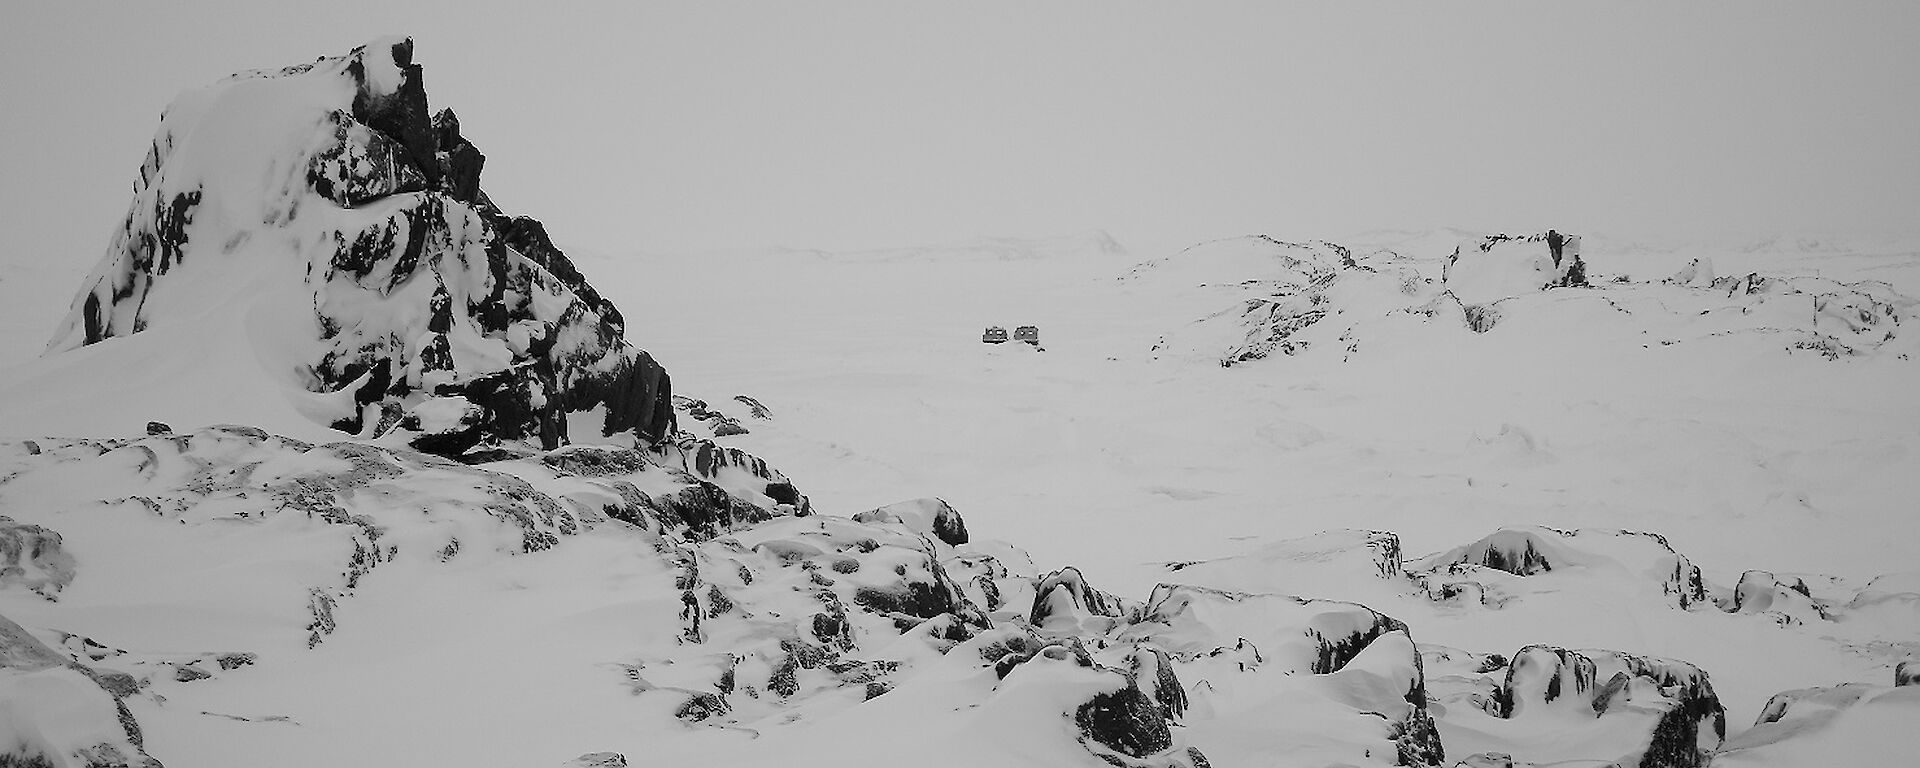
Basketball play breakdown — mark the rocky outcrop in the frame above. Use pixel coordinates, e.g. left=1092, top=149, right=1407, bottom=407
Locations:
left=853, top=497, right=969, bottom=547
left=0, top=517, right=74, bottom=600
left=45, top=38, right=673, bottom=456
left=1417, top=526, right=1709, bottom=610
left=1441, top=232, right=1587, bottom=308
left=1029, top=566, right=1129, bottom=633
left=1492, top=646, right=1723, bottom=768
left=0, top=612, right=163, bottom=768
left=1142, top=236, right=1425, bottom=366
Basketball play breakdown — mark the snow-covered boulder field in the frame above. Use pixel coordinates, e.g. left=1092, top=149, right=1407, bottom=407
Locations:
left=3, top=38, right=1918, bottom=768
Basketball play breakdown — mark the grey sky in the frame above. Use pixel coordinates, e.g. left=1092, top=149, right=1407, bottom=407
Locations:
left=4, top=1, right=1916, bottom=263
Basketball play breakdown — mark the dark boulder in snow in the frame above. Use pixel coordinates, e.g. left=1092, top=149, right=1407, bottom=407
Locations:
left=45, top=37, right=674, bottom=456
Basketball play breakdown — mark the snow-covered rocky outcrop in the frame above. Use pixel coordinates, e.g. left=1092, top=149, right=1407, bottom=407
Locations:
left=1137, top=230, right=1915, bottom=364
left=1440, top=233, right=1588, bottom=308
left=1138, top=236, right=1428, bottom=366
left=43, top=37, right=672, bottom=456
left=0, top=612, right=160, bottom=768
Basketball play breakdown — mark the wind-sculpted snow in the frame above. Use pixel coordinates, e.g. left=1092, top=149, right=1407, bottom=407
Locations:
left=42, top=38, right=673, bottom=455
left=1716, top=682, right=1919, bottom=766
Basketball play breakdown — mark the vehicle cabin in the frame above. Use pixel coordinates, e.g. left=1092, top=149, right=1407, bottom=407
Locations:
left=982, top=326, right=1009, bottom=344
left=1013, top=326, right=1040, bottom=345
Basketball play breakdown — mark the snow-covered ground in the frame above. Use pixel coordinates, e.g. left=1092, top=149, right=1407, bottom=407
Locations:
left=3, top=39, right=1918, bottom=768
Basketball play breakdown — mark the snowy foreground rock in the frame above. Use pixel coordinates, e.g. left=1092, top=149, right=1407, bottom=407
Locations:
left=5, top=39, right=1918, bottom=768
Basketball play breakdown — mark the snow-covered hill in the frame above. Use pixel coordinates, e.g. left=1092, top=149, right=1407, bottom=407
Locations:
left=3, top=39, right=1917, bottom=768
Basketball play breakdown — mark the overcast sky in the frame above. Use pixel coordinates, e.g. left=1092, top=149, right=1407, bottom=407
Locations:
left=4, top=1, right=1916, bottom=263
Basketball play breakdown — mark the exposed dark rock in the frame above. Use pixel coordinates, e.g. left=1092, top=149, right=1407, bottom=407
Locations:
left=430, top=108, right=485, bottom=204
left=144, top=422, right=171, bottom=436
left=346, top=38, right=437, bottom=187
left=1897, top=661, right=1919, bottom=687
left=1127, top=645, right=1187, bottom=721
left=1076, top=685, right=1173, bottom=759
left=673, top=692, right=728, bottom=722
left=308, top=110, right=427, bottom=207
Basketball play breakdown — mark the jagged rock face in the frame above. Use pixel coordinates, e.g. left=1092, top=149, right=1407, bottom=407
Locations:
left=44, top=38, right=672, bottom=455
